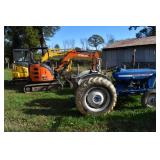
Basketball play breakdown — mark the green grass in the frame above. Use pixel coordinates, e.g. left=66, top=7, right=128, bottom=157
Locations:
left=4, top=69, right=12, bottom=80
left=4, top=69, right=156, bottom=132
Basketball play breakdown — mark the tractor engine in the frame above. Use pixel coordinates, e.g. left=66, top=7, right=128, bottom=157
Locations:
left=112, top=68, right=156, bottom=95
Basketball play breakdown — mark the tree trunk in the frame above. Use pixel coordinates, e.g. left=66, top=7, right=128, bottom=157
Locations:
left=37, top=27, right=46, bottom=55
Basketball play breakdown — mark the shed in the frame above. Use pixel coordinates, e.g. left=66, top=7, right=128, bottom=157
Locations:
left=102, top=36, right=156, bottom=69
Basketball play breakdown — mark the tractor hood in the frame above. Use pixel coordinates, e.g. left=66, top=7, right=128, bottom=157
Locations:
left=113, top=68, right=156, bottom=80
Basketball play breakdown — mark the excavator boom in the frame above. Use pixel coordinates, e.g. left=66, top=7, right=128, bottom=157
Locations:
left=55, top=50, right=100, bottom=73
left=41, top=49, right=67, bottom=63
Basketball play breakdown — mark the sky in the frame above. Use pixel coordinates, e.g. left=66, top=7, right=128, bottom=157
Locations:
left=47, top=26, right=142, bottom=49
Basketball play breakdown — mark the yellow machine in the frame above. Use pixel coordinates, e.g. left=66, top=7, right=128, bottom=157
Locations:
left=12, top=48, right=69, bottom=81
left=41, top=48, right=65, bottom=62
left=12, top=49, right=30, bottom=80
left=12, top=64, right=29, bottom=79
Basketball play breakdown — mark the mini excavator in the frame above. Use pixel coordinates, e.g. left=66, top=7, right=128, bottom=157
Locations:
left=24, top=49, right=101, bottom=92
left=11, top=48, right=68, bottom=83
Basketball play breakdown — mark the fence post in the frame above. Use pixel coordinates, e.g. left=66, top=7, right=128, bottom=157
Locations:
left=77, top=63, right=80, bottom=75
left=5, top=57, right=10, bottom=69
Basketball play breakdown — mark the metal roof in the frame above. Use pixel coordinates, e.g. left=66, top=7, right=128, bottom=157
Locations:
left=104, top=36, right=156, bottom=49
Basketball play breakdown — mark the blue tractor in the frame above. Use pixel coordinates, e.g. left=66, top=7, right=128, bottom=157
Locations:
left=75, top=68, right=156, bottom=115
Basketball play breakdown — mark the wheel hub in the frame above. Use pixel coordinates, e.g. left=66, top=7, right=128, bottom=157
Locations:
left=92, top=92, right=104, bottom=105
left=147, top=94, right=156, bottom=107
left=25, top=87, right=31, bottom=92
left=85, top=87, right=111, bottom=111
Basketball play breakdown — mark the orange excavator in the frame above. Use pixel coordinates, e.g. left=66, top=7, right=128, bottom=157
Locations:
left=24, top=49, right=101, bottom=92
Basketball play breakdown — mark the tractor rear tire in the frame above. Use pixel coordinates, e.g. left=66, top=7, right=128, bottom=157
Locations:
left=141, top=89, right=156, bottom=108
left=75, top=77, right=117, bottom=115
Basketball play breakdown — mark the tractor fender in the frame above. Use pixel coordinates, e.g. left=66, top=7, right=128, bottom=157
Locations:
left=77, top=70, right=108, bottom=86
left=148, top=74, right=156, bottom=89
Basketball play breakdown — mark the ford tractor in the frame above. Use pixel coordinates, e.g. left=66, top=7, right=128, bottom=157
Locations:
left=75, top=67, right=156, bottom=115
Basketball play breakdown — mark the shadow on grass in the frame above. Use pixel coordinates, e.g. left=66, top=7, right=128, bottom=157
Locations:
left=115, top=95, right=143, bottom=110
left=118, top=95, right=140, bottom=103
left=106, top=109, right=156, bottom=132
left=23, top=97, right=81, bottom=117
left=23, top=97, right=81, bottom=131
left=23, top=94, right=142, bottom=118
left=4, top=80, right=27, bottom=92
left=105, top=96, right=156, bottom=132
left=54, top=88, right=74, bottom=95
left=23, top=93, right=155, bottom=132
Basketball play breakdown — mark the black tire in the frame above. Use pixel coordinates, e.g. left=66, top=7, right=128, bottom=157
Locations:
left=141, top=89, right=156, bottom=108
left=75, top=77, right=117, bottom=115
left=24, top=86, right=32, bottom=93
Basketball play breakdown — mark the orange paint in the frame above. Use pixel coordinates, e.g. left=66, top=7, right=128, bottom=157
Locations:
left=29, top=64, right=55, bottom=82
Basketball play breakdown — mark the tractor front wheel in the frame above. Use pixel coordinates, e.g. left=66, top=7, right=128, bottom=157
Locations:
left=75, top=77, right=117, bottom=115
left=141, top=89, right=156, bottom=108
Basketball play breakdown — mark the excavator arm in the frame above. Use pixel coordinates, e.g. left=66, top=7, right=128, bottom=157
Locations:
left=55, top=50, right=100, bottom=73
left=41, top=49, right=67, bottom=63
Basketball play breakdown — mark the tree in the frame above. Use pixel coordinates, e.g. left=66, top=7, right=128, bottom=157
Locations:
left=129, top=26, right=156, bottom=38
left=69, top=39, right=75, bottom=49
left=80, top=39, right=85, bottom=49
left=34, top=26, right=60, bottom=48
left=4, top=26, right=60, bottom=62
left=63, top=40, right=67, bottom=50
left=4, top=28, right=12, bottom=59
left=54, top=44, right=60, bottom=49
left=24, top=27, right=40, bottom=48
left=63, top=40, right=70, bottom=49
left=106, top=34, right=115, bottom=44
left=4, top=26, right=40, bottom=62
left=63, top=39, right=75, bottom=49
left=4, top=26, right=40, bottom=48
left=75, top=47, right=81, bottom=51
left=80, top=38, right=89, bottom=50
left=88, top=34, right=104, bottom=50
left=4, top=41, right=12, bottom=64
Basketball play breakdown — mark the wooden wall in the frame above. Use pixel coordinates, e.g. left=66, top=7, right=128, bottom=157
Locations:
left=102, top=44, right=156, bottom=69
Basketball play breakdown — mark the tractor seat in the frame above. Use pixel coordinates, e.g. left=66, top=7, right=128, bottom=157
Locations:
left=113, top=68, right=156, bottom=80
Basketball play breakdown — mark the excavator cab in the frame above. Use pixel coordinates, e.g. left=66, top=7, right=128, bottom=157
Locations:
left=12, top=49, right=30, bottom=80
